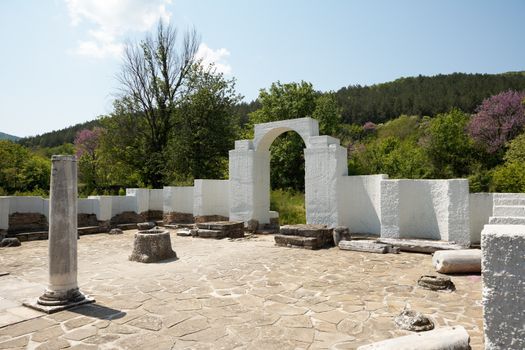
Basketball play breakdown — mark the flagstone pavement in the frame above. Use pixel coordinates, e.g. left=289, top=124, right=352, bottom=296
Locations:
left=0, top=230, right=483, bottom=349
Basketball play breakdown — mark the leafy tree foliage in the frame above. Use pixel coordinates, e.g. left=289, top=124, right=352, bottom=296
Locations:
left=169, top=64, right=242, bottom=182
left=0, top=140, right=50, bottom=195
left=490, top=133, right=525, bottom=192
left=425, top=109, right=476, bottom=177
left=468, top=90, right=525, bottom=154
left=112, top=21, right=200, bottom=187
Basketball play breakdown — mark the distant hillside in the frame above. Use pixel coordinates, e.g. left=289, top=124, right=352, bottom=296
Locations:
left=0, top=132, right=20, bottom=141
left=19, top=71, right=525, bottom=148
left=335, top=71, right=525, bottom=124
left=19, top=119, right=102, bottom=148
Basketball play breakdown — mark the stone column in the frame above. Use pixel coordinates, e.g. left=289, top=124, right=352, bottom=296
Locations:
left=27, top=155, right=93, bottom=312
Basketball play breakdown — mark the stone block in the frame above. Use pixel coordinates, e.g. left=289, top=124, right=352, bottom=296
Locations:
left=109, top=228, right=123, bottom=235
left=338, top=240, right=398, bottom=254
left=432, top=249, right=481, bottom=274
left=276, top=224, right=333, bottom=249
left=0, top=237, right=21, bottom=247
left=481, top=224, right=525, bottom=350
left=333, top=226, right=351, bottom=246
left=137, top=222, right=156, bottom=231
left=195, top=221, right=244, bottom=239
left=377, top=238, right=468, bottom=254
left=357, top=326, right=470, bottom=350
left=274, top=235, right=322, bottom=250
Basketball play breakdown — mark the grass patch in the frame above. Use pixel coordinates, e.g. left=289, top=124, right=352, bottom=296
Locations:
left=270, top=189, right=306, bottom=225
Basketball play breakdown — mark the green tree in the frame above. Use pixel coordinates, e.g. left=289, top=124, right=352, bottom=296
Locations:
left=425, top=109, right=476, bottom=177
left=169, top=64, right=242, bottom=182
left=0, top=140, right=50, bottom=195
left=490, top=132, right=525, bottom=192
left=111, top=21, right=200, bottom=187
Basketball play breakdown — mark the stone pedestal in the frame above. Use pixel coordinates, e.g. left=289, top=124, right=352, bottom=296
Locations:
left=25, top=155, right=93, bottom=313
left=129, top=229, right=177, bottom=263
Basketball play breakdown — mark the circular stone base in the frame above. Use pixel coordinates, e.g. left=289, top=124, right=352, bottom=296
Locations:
left=37, top=288, right=86, bottom=306
left=418, top=275, right=455, bottom=291
left=129, top=230, right=177, bottom=263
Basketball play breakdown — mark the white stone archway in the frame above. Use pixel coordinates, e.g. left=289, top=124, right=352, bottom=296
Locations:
left=229, top=117, right=347, bottom=227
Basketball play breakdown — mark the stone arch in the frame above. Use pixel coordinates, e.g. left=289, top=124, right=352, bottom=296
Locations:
left=229, top=117, right=348, bottom=227
left=252, top=117, right=319, bottom=152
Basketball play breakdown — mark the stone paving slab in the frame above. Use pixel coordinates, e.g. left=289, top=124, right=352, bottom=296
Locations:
left=0, top=229, right=484, bottom=349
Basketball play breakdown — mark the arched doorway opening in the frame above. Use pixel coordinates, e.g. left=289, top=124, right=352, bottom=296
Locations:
left=229, top=117, right=347, bottom=227
left=267, top=130, right=306, bottom=225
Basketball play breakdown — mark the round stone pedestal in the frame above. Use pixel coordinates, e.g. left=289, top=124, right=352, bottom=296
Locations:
left=129, top=229, right=177, bottom=263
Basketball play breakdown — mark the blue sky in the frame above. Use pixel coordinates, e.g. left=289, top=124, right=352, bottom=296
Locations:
left=1, top=0, right=524, bottom=137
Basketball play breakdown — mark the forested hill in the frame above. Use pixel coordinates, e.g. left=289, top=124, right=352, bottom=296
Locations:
left=19, top=119, right=102, bottom=148
left=0, top=132, right=20, bottom=141
left=336, top=72, right=525, bottom=124
left=18, top=71, right=525, bottom=148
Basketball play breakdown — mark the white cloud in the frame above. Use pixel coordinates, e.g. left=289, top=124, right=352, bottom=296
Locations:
left=196, top=43, right=232, bottom=75
left=65, top=0, right=172, bottom=59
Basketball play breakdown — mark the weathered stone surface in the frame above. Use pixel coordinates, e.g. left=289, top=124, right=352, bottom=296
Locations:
left=108, top=228, right=123, bottom=235
left=394, top=308, right=434, bottom=331
left=129, top=230, right=177, bottom=263
left=432, top=249, right=481, bottom=274
left=194, top=215, right=229, bottom=223
left=197, top=229, right=229, bottom=239
left=417, top=275, right=455, bottom=291
left=245, top=219, right=259, bottom=232
left=35, top=338, right=70, bottom=350
left=7, top=212, right=48, bottom=234
left=333, top=226, right=350, bottom=245
left=482, top=224, right=525, bottom=350
left=377, top=238, right=469, bottom=253
left=137, top=222, right=156, bottom=231
left=110, top=211, right=143, bottom=225
left=338, top=240, right=398, bottom=254
left=163, top=212, right=193, bottom=225
left=0, top=237, right=21, bottom=247
left=176, top=228, right=192, bottom=237
left=196, top=221, right=244, bottom=239
left=35, top=155, right=91, bottom=311
left=276, top=224, right=333, bottom=249
left=274, top=235, right=322, bottom=250
left=78, top=213, right=98, bottom=227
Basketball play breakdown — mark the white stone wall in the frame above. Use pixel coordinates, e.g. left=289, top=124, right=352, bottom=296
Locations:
left=126, top=188, right=149, bottom=213
left=148, top=189, right=164, bottom=211
left=469, top=193, right=493, bottom=244
left=78, top=198, right=98, bottom=215
left=194, top=179, right=230, bottom=217
left=163, top=186, right=194, bottom=214
left=481, top=224, right=525, bottom=349
left=8, top=196, right=47, bottom=216
left=379, top=179, right=470, bottom=244
left=339, top=175, right=387, bottom=235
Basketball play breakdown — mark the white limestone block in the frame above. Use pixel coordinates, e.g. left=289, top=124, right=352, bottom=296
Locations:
left=482, top=224, right=525, bottom=350
left=432, top=249, right=481, bottom=273
left=357, top=326, right=470, bottom=350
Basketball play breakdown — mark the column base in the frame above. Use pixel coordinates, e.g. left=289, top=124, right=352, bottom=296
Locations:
left=24, top=288, right=94, bottom=314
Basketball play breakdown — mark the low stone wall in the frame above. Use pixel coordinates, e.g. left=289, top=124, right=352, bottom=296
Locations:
left=163, top=211, right=194, bottom=224
left=8, top=212, right=48, bottom=234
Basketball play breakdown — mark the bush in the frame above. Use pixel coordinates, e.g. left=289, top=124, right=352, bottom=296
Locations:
left=270, top=189, right=306, bottom=225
